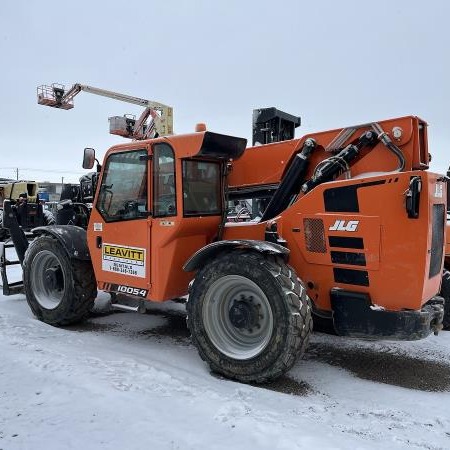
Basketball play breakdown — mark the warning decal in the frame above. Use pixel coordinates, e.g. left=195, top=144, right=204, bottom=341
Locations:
left=102, top=243, right=146, bottom=278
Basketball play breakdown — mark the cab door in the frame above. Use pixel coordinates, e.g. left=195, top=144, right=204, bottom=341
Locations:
left=88, top=147, right=152, bottom=297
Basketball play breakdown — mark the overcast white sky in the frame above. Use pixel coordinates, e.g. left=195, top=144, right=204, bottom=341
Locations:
left=1, top=0, right=449, bottom=183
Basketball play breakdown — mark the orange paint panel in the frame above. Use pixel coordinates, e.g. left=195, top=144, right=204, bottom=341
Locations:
left=88, top=209, right=151, bottom=291
left=222, top=221, right=267, bottom=241
left=149, top=216, right=221, bottom=300
left=227, top=139, right=300, bottom=187
left=279, top=171, right=445, bottom=312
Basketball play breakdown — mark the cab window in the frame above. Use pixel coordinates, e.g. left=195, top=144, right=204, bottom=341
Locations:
left=96, top=149, right=148, bottom=222
left=182, top=160, right=221, bottom=216
left=153, top=143, right=176, bottom=217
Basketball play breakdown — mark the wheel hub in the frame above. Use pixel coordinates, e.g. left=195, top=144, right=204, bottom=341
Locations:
left=229, top=296, right=259, bottom=330
left=202, top=274, right=274, bottom=360
left=44, top=267, right=62, bottom=291
left=30, top=249, right=66, bottom=310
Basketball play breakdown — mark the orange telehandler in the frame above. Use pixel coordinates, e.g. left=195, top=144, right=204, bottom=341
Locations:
left=1, top=89, right=447, bottom=382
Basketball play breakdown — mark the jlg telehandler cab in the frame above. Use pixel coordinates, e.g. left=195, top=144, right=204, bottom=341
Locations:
left=1, top=109, right=446, bottom=383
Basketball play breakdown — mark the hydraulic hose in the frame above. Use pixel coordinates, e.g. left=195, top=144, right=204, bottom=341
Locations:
left=371, top=122, right=405, bottom=172
left=301, top=130, right=377, bottom=194
left=216, top=162, right=232, bottom=241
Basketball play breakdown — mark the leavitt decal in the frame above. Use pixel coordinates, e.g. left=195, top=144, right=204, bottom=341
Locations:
left=102, top=243, right=146, bottom=278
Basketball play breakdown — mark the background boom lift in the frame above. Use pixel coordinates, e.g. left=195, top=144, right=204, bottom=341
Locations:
left=37, top=83, right=173, bottom=139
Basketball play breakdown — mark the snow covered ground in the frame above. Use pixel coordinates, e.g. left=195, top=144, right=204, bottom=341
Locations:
left=1, top=290, right=450, bottom=450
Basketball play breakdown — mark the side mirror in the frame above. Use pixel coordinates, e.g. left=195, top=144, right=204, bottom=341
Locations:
left=82, top=148, right=95, bottom=169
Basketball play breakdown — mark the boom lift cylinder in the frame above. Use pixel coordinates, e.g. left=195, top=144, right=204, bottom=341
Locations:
left=301, top=130, right=377, bottom=193
left=260, top=138, right=316, bottom=222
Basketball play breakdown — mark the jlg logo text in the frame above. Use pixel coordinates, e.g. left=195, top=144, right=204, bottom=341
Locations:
left=329, top=220, right=359, bottom=232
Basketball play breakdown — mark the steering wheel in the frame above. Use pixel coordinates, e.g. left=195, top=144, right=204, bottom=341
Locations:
left=122, top=200, right=139, bottom=218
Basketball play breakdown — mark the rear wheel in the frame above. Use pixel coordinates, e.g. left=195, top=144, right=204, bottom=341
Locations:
left=440, top=269, right=450, bottom=330
left=23, top=235, right=96, bottom=326
left=187, top=250, right=312, bottom=383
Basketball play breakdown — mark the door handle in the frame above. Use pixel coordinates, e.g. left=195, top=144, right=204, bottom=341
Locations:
left=96, top=236, right=102, bottom=248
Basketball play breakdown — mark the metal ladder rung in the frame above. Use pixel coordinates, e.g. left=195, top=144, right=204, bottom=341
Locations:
left=0, top=238, right=28, bottom=296
left=3, top=284, right=24, bottom=295
left=1, top=259, right=21, bottom=267
left=6, top=280, right=23, bottom=288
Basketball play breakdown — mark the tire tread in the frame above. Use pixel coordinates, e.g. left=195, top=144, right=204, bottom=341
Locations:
left=187, top=250, right=312, bottom=383
left=23, top=235, right=96, bottom=326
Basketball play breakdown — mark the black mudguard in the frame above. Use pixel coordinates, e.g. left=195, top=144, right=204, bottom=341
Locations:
left=32, top=225, right=91, bottom=261
left=183, top=239, right=289, bottom=272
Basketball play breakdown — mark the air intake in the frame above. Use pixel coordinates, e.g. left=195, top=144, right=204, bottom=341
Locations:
left=304, top=218, right=326, bottom=253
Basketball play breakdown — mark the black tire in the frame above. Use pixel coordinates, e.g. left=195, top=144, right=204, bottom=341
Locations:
left=23, top=235, right=96, bottom=326
left=187, top=250, right=312, bottom=383
left=440, top=269, right=450, bottom=330
left=43, top=209, right=56, bottom=225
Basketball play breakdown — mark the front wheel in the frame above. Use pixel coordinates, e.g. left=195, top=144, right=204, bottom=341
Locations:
left=187, top=250, right=312, bottom=383
left=23, top=235, right=97, bottom=326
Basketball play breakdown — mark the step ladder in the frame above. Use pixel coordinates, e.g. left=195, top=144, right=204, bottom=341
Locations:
left=0, top=233, right=34, bottom=296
